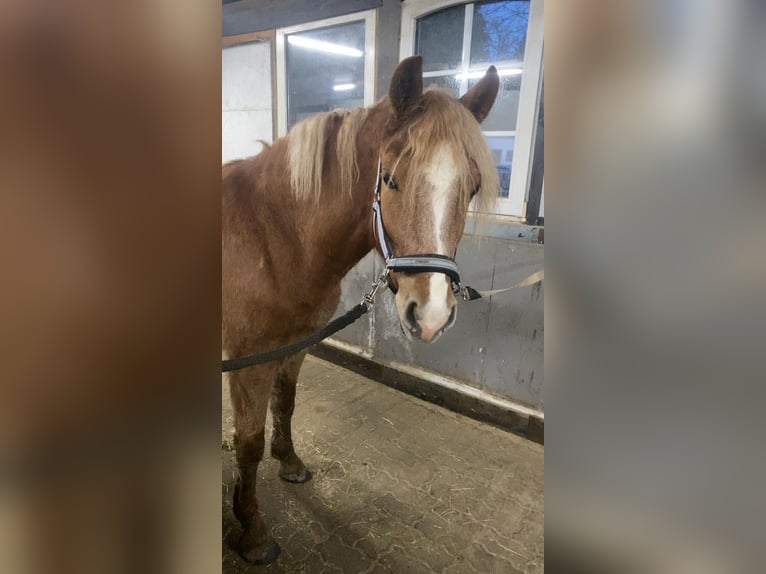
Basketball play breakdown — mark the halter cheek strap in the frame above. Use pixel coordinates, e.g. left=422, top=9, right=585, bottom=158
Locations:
left=371, top=158, right=462, bottom=294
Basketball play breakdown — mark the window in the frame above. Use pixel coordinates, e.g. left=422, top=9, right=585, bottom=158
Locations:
left=276, top=11, right=377, bottom=137
left=401, top=0, right=543, bottom=219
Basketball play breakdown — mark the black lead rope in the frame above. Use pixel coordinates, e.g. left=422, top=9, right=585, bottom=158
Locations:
left=220, top=267, right=540, bottom=372
left=221, top=268, right=390, bottom=373
left=221, top=302, right=370, bottom=373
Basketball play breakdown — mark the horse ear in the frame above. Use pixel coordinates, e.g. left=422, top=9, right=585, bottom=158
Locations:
left=389, top=56, right=423, bottom=117
left=459, top=66, right=500, bottom=123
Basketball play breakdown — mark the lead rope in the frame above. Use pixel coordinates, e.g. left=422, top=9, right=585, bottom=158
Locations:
left=459, top=269, right=544, bottom=301
left=221, top=270, right=389, bottom=373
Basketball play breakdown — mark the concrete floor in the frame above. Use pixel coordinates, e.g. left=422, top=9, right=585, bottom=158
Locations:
left=222, top=356, right=544, bottom=573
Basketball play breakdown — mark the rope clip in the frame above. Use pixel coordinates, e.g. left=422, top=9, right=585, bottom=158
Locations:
left=362, top=269, right=390, bottom=310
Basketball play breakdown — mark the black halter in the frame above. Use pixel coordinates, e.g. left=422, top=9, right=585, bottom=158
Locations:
left=371, top=159, right=462, bottom=294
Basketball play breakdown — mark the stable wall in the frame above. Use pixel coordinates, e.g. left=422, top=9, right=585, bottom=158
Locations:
left=222, top=40, right=273, bottom=163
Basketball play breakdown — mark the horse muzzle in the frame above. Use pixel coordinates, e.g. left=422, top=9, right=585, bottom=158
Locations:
left=395, top=274, right=458, bottom=343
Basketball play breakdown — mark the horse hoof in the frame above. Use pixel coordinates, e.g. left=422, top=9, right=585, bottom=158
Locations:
left=280, top=467, right=312, bottom=483
left=240, top=539, right=281, bottom=565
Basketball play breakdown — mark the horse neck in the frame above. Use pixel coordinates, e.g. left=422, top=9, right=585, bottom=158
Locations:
left=294, top=105, right=386, bottom=284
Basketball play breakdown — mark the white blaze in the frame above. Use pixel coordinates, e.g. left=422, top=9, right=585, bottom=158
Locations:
left=419, top=144, right=457, bottom=338
left=426, top=144, right=457, bottom=254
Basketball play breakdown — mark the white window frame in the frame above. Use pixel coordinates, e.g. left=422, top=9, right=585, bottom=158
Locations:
left=275, top=10, right=377, bottom=138
left=400, top=0, right=543, bottom=218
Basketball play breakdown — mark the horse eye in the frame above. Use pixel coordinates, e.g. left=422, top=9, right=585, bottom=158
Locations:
left=382, top=173, right=398, bottom=190
left=471, top=185, right=480, bottom=198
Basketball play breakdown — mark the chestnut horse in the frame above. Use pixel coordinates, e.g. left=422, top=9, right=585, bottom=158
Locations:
left=222, top=56, right=499, bottom=564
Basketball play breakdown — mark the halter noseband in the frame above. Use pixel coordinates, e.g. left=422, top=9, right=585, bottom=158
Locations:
left=371, top=158, right=462, bottom=294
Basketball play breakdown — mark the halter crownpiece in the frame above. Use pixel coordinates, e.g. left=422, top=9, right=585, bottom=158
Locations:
left=371, top=158, right=463, bottom=294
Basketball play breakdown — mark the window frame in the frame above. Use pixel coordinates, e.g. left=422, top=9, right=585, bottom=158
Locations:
left=275, top=10, right=377, bottom=138
left=400, top=0, right=543, bottom=219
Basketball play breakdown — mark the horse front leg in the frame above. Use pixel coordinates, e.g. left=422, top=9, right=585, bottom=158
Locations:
left=270, top=352, right=312, bottom=483
left=228, top=362, right=281, bottom=565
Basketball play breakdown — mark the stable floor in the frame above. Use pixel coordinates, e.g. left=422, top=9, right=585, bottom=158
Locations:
left=222, top=356, right=544, bottom=573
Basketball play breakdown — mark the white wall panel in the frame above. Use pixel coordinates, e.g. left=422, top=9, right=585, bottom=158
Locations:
left=222, top=41, right=273, bottom=163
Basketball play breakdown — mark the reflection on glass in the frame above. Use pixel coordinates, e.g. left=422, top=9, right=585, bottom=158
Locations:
left=470, top=0, right=530, bottom=65
left=287, top=35, right=363, bottom=57
left=415, top=4, right=465, bottom=72
left=468, top=73, right=522, bottom=131
left=286, top=21, right=366, bottom=130
left=485, top=135, right=515, bottom=197
left=423, top=75, right=461, bottom=99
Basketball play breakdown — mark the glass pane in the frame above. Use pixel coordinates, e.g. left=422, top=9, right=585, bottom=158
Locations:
left=470, top=0, right=530, bottom=65
left=423, top=74, right=461, bottom=99
left=468, top=72, right=522, bottom=131
left=285, top=21, right=366, bottom=131
left=485, top=135, right=515, bottom=198
left=416, top=4, right=465, bottom=72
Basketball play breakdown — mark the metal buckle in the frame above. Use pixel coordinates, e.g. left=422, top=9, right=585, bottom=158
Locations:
left=362, top=269, right=390, bottom=309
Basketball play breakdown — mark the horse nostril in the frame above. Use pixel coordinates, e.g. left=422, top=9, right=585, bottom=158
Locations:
left=447, top=305, right=457, bottom=326
left=405, top=301, right=418, bottom=327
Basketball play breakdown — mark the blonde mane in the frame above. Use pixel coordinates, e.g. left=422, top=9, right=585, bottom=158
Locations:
left=391, top=88, right=499, bottom=213
left=288, top=107, right=368, bottom=201
left=287, top=88, right=498, bottom=212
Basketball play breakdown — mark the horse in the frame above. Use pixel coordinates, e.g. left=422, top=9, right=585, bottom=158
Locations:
left=222, top=55, right=499, bottom=564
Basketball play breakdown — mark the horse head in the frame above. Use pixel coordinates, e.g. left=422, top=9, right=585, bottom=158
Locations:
left=376, top=56, right=499, bottom=343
